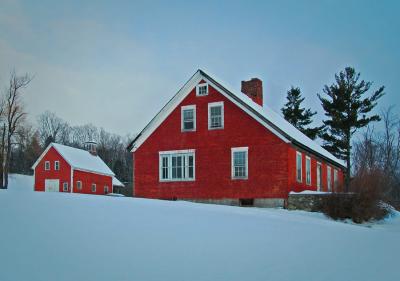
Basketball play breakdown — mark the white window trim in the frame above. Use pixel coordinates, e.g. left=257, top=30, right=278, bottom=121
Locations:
left=45, top=161, right=50, bottom=171
left=334, top=169, right=338, bottom=190
left=316, top=162, right=322, bottom=191
left=296, top=151, right=302, bottom=183
left=305, top=156, right=311, bottom=186
left=63, top=182, right=68, bottom=192
left=208, top=101, right=224, bottom=130
left=76, top=181, right=82, bottom=190
left=159, top=149, right=196, bottom=182
left=181, top=105, right=196, bottom=132
left=196, top=82, right=209, bottom=96
left=327, top=166, right=332, bottom=192
left=91, top=183, right=96, bottom=193
left=231, top=147, right=249, bottom=180
left=54, top=161, right=60, bottom=171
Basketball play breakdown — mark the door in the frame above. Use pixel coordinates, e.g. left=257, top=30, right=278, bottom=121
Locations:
left=45, top=179, right=59, bottom=192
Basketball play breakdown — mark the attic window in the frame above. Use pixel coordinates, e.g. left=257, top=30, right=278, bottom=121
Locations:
left=54, top=161, right=60, bottom=171
left=196, top=83, right=208, bottom=96
left=45, top=161, right=50, bottom=171
left=181, top=105, right=196, bottom=132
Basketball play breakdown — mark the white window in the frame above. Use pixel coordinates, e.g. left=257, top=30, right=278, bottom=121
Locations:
left=104, top=185, right=109, bottom=194
left=159, top=150, right=195, bottom=181
left=76, top=181, right=82, bottom=191
left=63, top=182, right=68, bottom=192
left=232, top=147, right=248, bottom=179
left=54, top=161, right=60, bottom=171
left=317, top=162, right=322, bottom=191
left=334, top=169, right=339, bottom=191
left=306, top=156, right=311, bottom=185
left=91, top=183, right=96, bottom=193
left=181, top=105, right=196, bottom=132
left=196, top=83, right=208, bottom=96
left=45, top=161, right=50, bottom=171
left=296, top=152, right=302, bottom=183
left=327, top=166, right=332, bottom=191
left=208, top=102, right=224, bottom=129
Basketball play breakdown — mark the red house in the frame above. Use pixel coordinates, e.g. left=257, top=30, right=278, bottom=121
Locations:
left=32, top=142, right=120, bottom=195
left=129, top=69, right=346, bottom=207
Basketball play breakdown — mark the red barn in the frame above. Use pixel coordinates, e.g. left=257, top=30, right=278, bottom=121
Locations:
left=129, top=69, right=346, bottom=207
left=32, top=143, right=120, bottom=195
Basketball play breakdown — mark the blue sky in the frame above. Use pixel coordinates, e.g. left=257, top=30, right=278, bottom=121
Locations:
left=0, top=0, right=398, bottom=135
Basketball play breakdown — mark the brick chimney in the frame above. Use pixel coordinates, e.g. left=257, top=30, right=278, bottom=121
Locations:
left=241, top=78, right=263, bottom=106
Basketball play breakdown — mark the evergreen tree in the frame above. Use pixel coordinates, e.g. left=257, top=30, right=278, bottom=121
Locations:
left=281, top=86, right=323, bottom=140
left=318, top=67, right=385, bottom=191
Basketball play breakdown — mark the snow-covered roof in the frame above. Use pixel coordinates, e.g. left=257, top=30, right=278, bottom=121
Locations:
left=129, top=69, right=346, bottom=168
left=112, top=177, right=124, bottom=187
left=32, top=143, right=115, bottom=177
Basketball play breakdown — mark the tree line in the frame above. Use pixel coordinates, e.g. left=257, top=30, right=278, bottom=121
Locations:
left=0, top=71, right=133, bottom=188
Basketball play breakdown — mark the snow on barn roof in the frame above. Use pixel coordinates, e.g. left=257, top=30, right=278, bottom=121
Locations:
left=129, top=69, right=346, bottom=168
left=32, top=143, right=115, bottom=177
left=112, top=177, right=124, bottom=187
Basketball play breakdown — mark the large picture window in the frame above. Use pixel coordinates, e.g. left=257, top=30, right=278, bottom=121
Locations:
left=232, top=147, right=248, bottom=179
left=181, top=105, right=196, bottom=132
left=159, top=150, right=195, bottom=181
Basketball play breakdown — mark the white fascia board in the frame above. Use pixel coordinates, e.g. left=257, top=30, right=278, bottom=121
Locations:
left=73, top=167, right=115, bottom=177
left=202, top=77, right=290, bottom=143
left=31, top=143, right=54, bottom=170
left=130, top=71, right=203, bottom=152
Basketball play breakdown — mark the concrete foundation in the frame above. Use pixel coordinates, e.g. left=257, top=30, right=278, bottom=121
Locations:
left=181, top=198, right=285, bottom=208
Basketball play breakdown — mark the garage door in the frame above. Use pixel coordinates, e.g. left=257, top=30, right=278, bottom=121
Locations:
left=45, top=179, right=59, bottom=192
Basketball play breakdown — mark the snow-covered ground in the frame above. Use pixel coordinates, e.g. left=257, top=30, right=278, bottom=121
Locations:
left=0, top=175, right=399, bottom=281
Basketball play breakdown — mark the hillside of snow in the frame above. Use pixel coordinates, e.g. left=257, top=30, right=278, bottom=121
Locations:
left=0, top=175, right=399, bottom=281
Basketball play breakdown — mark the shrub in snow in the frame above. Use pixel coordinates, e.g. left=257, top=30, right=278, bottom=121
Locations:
left=323, top=170, right=390, bottom=223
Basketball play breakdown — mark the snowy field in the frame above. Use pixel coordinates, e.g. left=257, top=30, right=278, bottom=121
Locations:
left=0, top=175, right=399, bottom=281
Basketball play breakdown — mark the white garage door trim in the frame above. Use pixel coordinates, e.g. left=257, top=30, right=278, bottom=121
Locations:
left=45, top=179, right=59, bottom=192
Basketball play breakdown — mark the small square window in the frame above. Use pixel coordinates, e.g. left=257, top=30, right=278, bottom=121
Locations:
left=54, top=161, right=60, bottom=171
left=91, top=183, right=96, bottom=193
left=45, top=161, right=50, bottom=171
left=196, top=83, right=208, bottom=96
left=63, top=182, right=68, bottom=192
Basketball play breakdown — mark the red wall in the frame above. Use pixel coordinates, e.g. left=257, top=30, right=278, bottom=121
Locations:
left=288, top=147, right=344, bottom=193
left=134, top=82, right=291, bottom=200
left=73, top=170, right=112, bottom=195
left=34, top=146, right=113, bottom=195
left=34, top=147, right=71, bottom=192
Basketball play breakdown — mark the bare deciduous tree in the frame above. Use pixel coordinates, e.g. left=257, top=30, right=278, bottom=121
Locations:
left=0, top=71, right=32, bottom=188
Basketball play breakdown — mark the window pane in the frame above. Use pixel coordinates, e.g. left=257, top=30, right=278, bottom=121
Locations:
left=183, top=109, right=194, bottom=130
left=233, top=150, right=247, bottom=178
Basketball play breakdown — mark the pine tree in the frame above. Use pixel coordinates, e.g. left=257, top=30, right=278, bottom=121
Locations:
left=318, top=67, right=385, bottom=191
left=281, top=86, right=323, bottom=140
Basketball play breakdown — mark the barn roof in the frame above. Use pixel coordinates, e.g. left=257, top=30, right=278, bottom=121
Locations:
left=129, top=69, right=346, bottom=168
left=32, top=143, right=115, bottom=177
